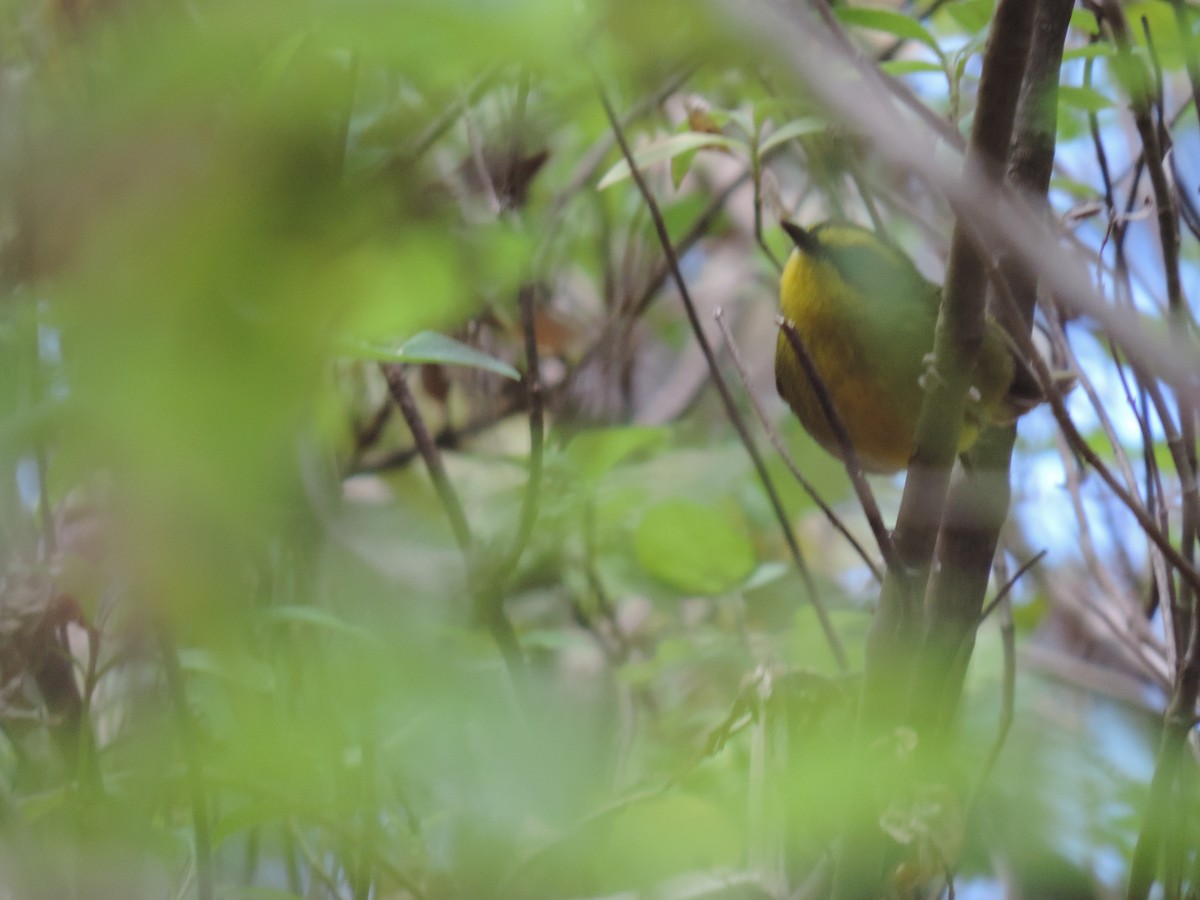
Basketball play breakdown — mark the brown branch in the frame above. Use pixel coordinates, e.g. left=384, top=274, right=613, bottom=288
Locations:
left=355, top=395, right=523, bottom=475
left=632, top=171, right=752, bottom=318
left=713, top=306, right=883, bottom=582
left=979, top=550, right=1047, bottom=624
left=892, top=0, right=1033, bottom=599
left=777, top=318, right=896, bottom=573
left=380, top=364, right=473, bottom=554
left=379, top=364, right=524, bottom=675
left=1099, top=15, right=1200, bottom=882
left=832, top=0, right=1036, bottom=892
left=918, top=0, right=1074, bottom=742
left=501, top=284, right=546, bottom=577
left=1109, top=14, right=1199, bottom=609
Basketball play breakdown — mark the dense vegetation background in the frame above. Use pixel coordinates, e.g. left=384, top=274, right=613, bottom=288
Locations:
left=1, top=0, right=1199, bottom=897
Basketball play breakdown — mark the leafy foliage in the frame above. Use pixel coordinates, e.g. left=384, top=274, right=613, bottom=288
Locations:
left=0, top=0, right=1198, bottom=898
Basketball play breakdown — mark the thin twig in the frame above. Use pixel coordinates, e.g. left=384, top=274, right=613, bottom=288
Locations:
left=713, top=306, right=882, bottom=582
left=989, top=273, right=1200, bottom=600
left=849, top=168, right=889, bottom=239
left=1169, top=0, right=1200, bottom=127
left=355, top=394, right=523, bottom=475
left=595, top=76, right=849, bottom=672
left=1140, top=17, right=1168, bottom=153
left=401, top=68, right=498, bottom=165
left=979, top=550, right=1046, bottom=624
left=1052, top=433, right=1171, bottom=687
left=776, top=318, right=897, bottom=573
left=1089, top=80, right=1184, bottom=654
left=751, top=138, right=782, bottom=273
left=289, top=821, right=345, bottom=898
left=380, top=363, right=525, bottom=675
left=464, top=99, right=501, bottom=215
left=547, top=67, right=695, bottom=222
left=1119, top=5, right=1200, bottom=856
left=380, top=364, right=473, bottom=554
left=632, top=172, right=751, bottom=318
left=501, top=284, right=546, bottom=576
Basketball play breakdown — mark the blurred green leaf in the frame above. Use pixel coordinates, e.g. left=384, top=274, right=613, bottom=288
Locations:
left=1050, top=175, right=1103, bottom=200
left=253, top=30, right=313, bottom=89
left=670, top=146, right=700, bottom=190
left=597, top=133, right=747, bottom=189
left=1058, top=85, right=1116, bottom=112
left=634, top=499, right=756, bottom=595
left=1126, top=0, right=1188, bottom=71
left=725, top=107, right=757, bottom=139
left=219, top=888, right=305, bottom=900
left=178, top=649, right=277, bottom=693
left=566, top=426, right=671, bottom=483
left=942, top=0, right=996, bottom=34
left=1061, top=44, right=1112, bottom=63
left=879, top=59, right=947, bottom=77
left=521, top=793, right=743, bottom=895
left=262, top=604, right=377, bottom=641
left=1070, top=7, right=1100, bottom=36
left=342, top=330, right=520, bottom=379
left=835, top=6, right=941, bottom=54
left=758, top=116, right=828, bottom=154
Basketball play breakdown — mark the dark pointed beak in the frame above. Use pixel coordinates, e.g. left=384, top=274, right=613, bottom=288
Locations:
left=781, top=220, right=820, bottom=256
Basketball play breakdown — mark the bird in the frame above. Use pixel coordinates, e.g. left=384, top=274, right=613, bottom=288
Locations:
left=774, top=220, right=1043, bottom=474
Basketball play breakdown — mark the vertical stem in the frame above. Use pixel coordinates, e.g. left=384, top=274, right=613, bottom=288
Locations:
left=832, top=0, right=1037, bottom=894
left=157, top=625, right=214, bottom=900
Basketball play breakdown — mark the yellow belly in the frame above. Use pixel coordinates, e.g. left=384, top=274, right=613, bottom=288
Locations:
left=775, top=326, right=922, bottom=473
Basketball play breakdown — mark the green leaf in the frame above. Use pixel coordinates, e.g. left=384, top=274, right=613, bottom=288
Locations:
left=633, top=499, right=756, bottom=595
left=342, top=330, right=521, bottom=380
left=178, top=649, right=277, bottom=692
left=1050, top=175, right=1102, bottom=200
left=1058, top=85, right=1116, bottom=112
left=670, top=146, right=699, bottom=190
left=758, top=116, right=828, bottom=154
left=1127, top=1, right=1189, bottom=71
left=697, top=107, right=734, bottom=129
left=219, top=889, right=306, bottom=900
left=879, top=58, right=947, bottom=77
left=262, top=605, right=375, bottom=642
left=1070, top=8, right=1100, bottom=36
left=253, top=31, right=311, bottom=90
left=726, top=107, right=757, bottom=140
left=1061, top=44, right=1112, bottom=63
left=942, top=0, right=995, bottom=34
left=566, top=426, right=670, bottom=483
left=597, top=133, right=746, bottom=189
left=836, top=7, right=941, bottom=54
left=16, top=784, right=70, bottom=822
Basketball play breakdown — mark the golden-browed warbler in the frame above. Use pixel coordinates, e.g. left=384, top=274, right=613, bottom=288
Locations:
left=774, top=220, right=1043, bottom=473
